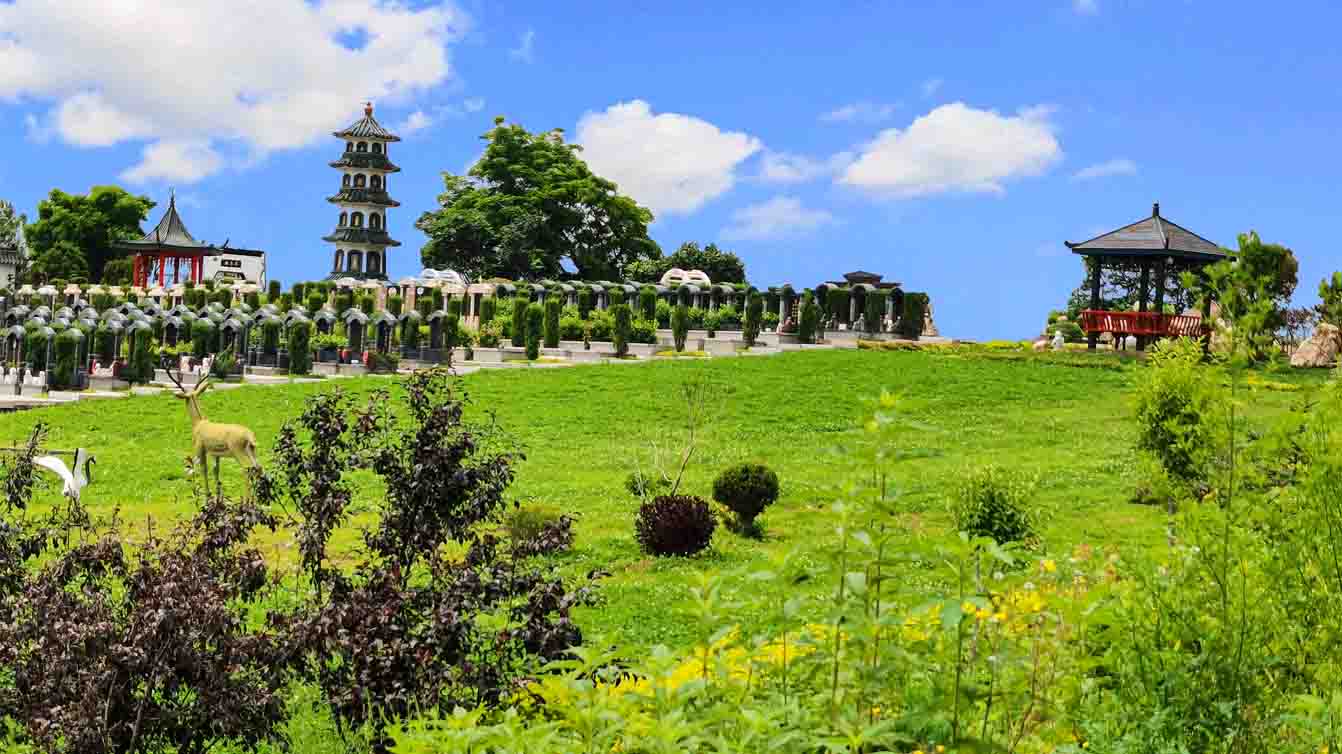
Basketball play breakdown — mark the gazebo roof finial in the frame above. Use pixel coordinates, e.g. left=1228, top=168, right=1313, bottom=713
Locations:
left=1152, top=201, right=1160, bottom=217
left=365, top=101, right=373, bottom=117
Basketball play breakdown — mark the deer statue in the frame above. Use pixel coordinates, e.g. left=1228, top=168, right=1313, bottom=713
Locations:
left=167, top=371, right=260, bottom=497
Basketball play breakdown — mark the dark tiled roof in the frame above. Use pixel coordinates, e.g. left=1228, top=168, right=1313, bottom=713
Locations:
left=322, top=228, right=402, bottom=247
left=333, top=104, right=401, bottom=142
left=329, top=153, right=401, bottom=172
left=1067, top=203, right=1226, bottom=261
left=328, top=189, right=401, bottom=207
left=117, top=195, right=212, bottom=251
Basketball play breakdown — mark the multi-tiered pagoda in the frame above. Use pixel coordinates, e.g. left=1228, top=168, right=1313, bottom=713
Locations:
left=324, top=103, right=401, bottom=280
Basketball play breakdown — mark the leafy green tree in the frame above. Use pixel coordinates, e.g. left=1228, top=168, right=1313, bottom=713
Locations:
left=29, top=240, right=90, bottom=282
left=417, top=118, right=660, bottom=281
left=627, top=241, right=747, bottom=285
left=24, top=186, right=154, bottom=282
left=0, top=200, right=22, bottom=249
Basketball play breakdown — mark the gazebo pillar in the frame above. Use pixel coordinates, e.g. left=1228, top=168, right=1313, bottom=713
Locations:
left=1136, top=261, right=1151, bottom=351
left=1152, top=259, right=1167, bottom=322
left=1087, top=257, right=1102, bottom=350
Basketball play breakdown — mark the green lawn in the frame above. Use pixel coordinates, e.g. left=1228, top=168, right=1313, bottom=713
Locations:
left=0, top=349, right=1322, bottom=650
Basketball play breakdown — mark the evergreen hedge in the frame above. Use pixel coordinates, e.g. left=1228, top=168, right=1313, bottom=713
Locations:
left=797, top=292, right=819, bottom=344
left=544, top=298, right=561, bottom=348
left=525, top=302, right=544, bottom=360
left=512, top=298, right=527, bottom=347
left=53, top=329, right=80, bottom=389
left=672, top=304, right=690, bottom=352
left=288, top=321, right=313, bottom=375
left=864, top=289, right=886, bottom=335
left=639, top=286, right=657, bottom=321
left=744, top=292, right=763, bottom=347
left=578, top=288, right=593, bottom=320
left=612, top=303, right=632, bottom=357
left=901, top=292, right=927, bottom=340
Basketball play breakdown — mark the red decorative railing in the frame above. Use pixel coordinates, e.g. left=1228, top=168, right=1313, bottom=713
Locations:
left=1080, top=310, right=1209, bottom=338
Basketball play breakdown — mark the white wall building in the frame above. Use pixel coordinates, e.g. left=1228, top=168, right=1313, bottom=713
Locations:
left=203, top=247, right=266, bottom=285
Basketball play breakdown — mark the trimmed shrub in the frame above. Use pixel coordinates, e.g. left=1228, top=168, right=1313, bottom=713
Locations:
left=630, top=318, right=657, bottom=344
left=278, top=293, right=293, bottom=312
left=1133, top=337, right=1214, bottom=486
left=306, top=292, right=326, bottom=314
left=901, top=292, right=927, bottom=339
left=639, top=286, right=657, bottom=321
left=544, top=297, right=561, bottom=348
left=610, top=288, right=625, bottom=306
left=525, top=302, right=544, bottom=360
left=827, top=287, right=850, bottom=324
left=386, top=295, right=403, bottom=316
left=655, top=299, right=672, bottom=328
left=244, top=291, right=261, bottom=309
left=744, top=292, right=763, bottom=346
left=704, top=310, right=721, bottom=338
left=445, top=313, right=461, bottom=352
left=672, top=304, right=690, bottom=352
left=480, top=296, right=496, bottom=323
left=293, top=282, right=307, bottom=302
left=511, top=297, right=527, bottom=347
left=261, top=319, right=280, bottom=355
left=578, top=288, right=593, bottom=319
left=951, top=465, right=1039, bottom=545
left=53, top=329, right=80, bottom=389
left=127, top=328, right=154, bottom=385
left=213, top=289, right=232, bottom=307
left=447, top=297, right=462, bottom=317
left=191, top=319, right=215, bottom=359
left=431, top=288, right=444, bottom=312
left=94, top=326, right=115, bottom=363
left=712, top=463, right=780, bottom=534
left=864, top=289, right=886, bottom=335
left=798, top=291, right=819, bottom=344
left=612, top=303, right=632, bottom=357
left=359, top=295, right=375, bottom=315
left=288, top=321, right=313, bottom=375
left=635, top=495, right=716, bottom=556
left=416, top=294, right=434, bottom=319
left=400, top=316, right=421, bottom=350
left=716, top=305, right=742, bottom=330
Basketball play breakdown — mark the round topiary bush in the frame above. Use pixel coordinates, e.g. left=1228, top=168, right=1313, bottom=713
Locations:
left=635, top=495, right=715, bottom=557
left=951, top=465, right=1039, bottom=545
left=625, top=470, right=670, bottom=499
left=712, top=463, right=780, bottom=533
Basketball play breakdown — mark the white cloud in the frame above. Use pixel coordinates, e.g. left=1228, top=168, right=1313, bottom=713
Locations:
left=838, top=102, right=1062, bottom=198
left=463, top=97, right=485, bottom=113
left=1073, top=0, right=1098, bottom=14
left=397, top=110, right=434, bottom=135
left=0, top=0, right=469, bottom=182
left=757, top=150, right=853, bottom=184
left=510, top=29, right=535, bottom=63
left=721, top=196, right=836, bottom=241
left=121, top=140, right=224, bottom=184
left=576, top=100, right=761, bottom=216
left=1071, top=158, right=1137, bottom=181
left=820, top=101, right=898, bottom=124
left=921, top=78, right=944, bottom=97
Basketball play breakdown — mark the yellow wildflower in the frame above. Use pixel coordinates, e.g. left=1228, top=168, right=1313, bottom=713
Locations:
left=1042, top=558, right=1057, bottom=573
left=961, top=600, right=975, bottom=613
left=936, top=747, right=946, bottom=753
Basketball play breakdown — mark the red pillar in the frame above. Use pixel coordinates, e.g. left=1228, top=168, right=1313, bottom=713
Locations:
left=158, top=253, right=166, bottom=286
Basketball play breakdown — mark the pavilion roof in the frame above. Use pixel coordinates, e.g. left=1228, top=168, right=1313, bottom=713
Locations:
left=116, top=194, right=213, bottom=253
left=1066, top=203, right=1226, bottom=262
left=333, top=103, right=401, bottom=142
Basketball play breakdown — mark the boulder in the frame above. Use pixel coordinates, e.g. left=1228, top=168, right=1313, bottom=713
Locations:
left=1291, top=324, right=1340, bottom=368
left=1032, top=339, right=1048, bottom=352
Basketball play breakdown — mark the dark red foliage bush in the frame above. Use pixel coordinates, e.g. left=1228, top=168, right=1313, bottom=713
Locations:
left=635, top=495, right=716, bottom=556
left=0, top=498, right=286, bottom=754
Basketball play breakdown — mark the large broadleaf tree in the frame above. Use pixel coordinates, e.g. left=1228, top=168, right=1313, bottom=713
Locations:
left=24, top=186, right=154, bottom=283
left=416, top=118, right=659, bottom=281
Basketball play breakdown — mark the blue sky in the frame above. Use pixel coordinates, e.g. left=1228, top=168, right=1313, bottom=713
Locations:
left=2, top=0, right=1340, bottom=339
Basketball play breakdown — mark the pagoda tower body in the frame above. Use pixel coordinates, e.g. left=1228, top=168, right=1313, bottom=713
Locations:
left=324, top=103, right=401, bottom=280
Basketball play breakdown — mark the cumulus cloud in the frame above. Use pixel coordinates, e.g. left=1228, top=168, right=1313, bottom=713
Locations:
left=757, top=150, right=854, bottom=184
left=720, top=196, right=836, bottom=241
left=397, top=110, right=434, bottom=135
left=576, top=100, right=761, bottom=216
left=820, top=101, right=898, bottom=124
left=838, top=102, right=1062, bottom=198
left=1071, top=158, right=1137, bottom=181
left=121, top=141, right=224, bottom=184
left=510, top=29, right=536, bottom=63
left=0, top=0, right=469, bottom=182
